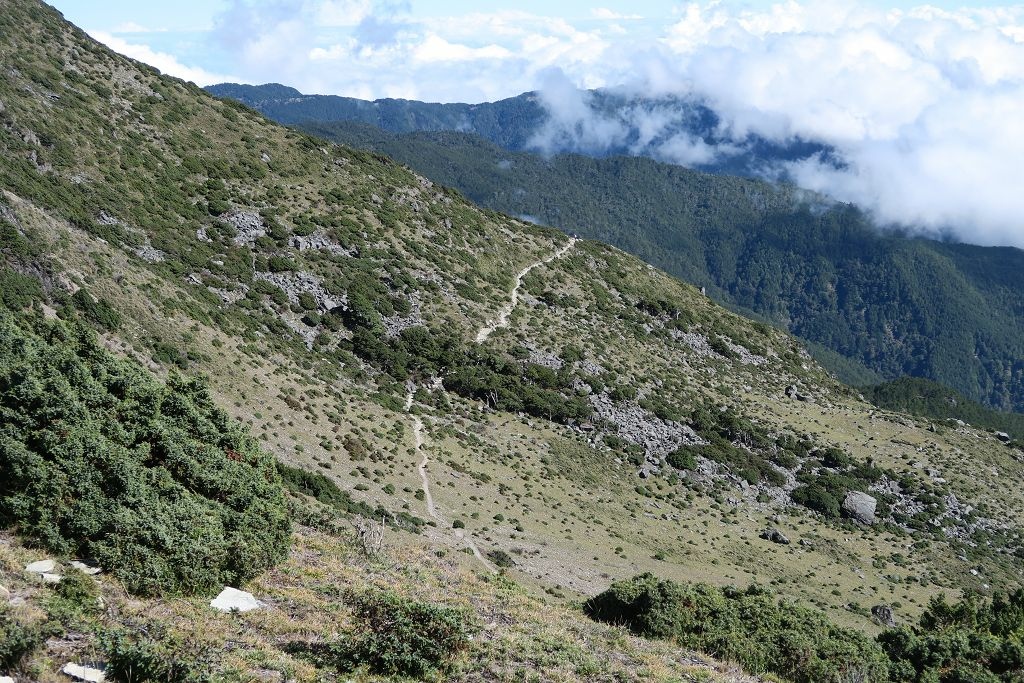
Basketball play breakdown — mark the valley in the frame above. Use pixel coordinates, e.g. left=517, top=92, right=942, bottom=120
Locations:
left=1, top=2, right=1023, bottom=682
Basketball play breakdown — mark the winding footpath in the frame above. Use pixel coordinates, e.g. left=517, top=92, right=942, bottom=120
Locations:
left=475, top=238, right=578, bottom=343
left=400, top=240, right=577, bottom=573
left=405, top=392, right=436, bottom=518
left=405, top=390, right=494, bottom=572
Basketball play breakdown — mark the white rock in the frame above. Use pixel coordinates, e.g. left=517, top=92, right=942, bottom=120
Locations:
left=41, top=573, right=63, bottom=584
left=70, top=561, right=102, bottom=576
left=210, top=587, right=263, bottom=613
left=25, top=559, right=55, bottom=573
left=1, top=676, right=15, bottom=683
left=62, top=662, right=106, bottom=682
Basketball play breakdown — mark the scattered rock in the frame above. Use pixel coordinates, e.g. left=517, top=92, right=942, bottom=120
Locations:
left=25, top=559, right=55, bottom=573
left=760, top=527, right=790, bottom=545
left=62, top=662, right=106, bottom=682
left=995, top=431, right=1011, bottom=443
left=842, top=491, right=877, bottom=525
left=41, top=573, right=63, bottom=584
left=132, top=244, right=166, bottom=263
left=784, top=384, right=813, bottom=402
left=871, top=604, right=897, bottom=627
left=210, top=587, right=263, bottom=613
left=70, top=561, right=102, bottom=576
left=221, top=210, right=266, bottom=246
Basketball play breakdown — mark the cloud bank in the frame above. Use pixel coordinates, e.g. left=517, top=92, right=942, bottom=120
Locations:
left=528, top=3, right=1024, bottom=247
left=86, top=1, right=1024, bottom=247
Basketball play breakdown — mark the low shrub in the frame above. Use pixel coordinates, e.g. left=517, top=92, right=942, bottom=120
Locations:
left=879, top=591, right=1024, bottom=683
left=0, top=606, right=47, bottom=670
left=43, top=569, right=101, bottom=625
left=0, top=312, right=291, bottom=595
left=487, top=549, right=516, bottom=568
left=584, top=574, right=889, bottom=683
left=331, top=589, right=476, bottom=678
left=100, top=624, right=217, bottom=683
left=71, top=288, right=122, bottom=331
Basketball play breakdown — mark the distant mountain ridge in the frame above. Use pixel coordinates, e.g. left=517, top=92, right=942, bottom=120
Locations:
left=205, top=82, right=830, bottom=177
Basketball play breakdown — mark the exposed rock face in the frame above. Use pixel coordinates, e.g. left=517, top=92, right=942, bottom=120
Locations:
left=253, top=271, right=342, bottom=312
left=843, top=491, right=877, bottom=525
left=760, top=527, right=791, bottom=545
left=785, top=384, right=814, bottom=402
left=70, top=561, right=102, bottom=576
left=210, top=586, right=264, bottom=613
left=995, top=431, right=1011, bottom=443
left=871, top=604, right=897, bottom=627
left=222, top=210, right=266, bottom=246
left=587, top=391, right=701, bottom=458
left=289, top=229, right=356, bottom=256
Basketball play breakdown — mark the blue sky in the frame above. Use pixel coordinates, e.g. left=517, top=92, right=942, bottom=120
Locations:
left=43, top=1, right=1024, bottom=246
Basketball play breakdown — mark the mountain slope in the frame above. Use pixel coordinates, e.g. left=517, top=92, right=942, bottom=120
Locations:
left=286, top=121, right=1024, bottom=412
left=2, top=2, right=1024, bottom=681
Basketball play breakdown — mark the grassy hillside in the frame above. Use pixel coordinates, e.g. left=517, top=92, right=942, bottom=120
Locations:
left=287, top=122, right=1024, bottom=415
left=2, top=1, right=1024, bottom=681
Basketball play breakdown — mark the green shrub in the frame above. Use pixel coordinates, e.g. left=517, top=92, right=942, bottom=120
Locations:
left=487, top=549, right=516, bottom=568
left=276, top=461, right=423, bottom=533
left=71, top=288, right=122, bottom=330
left=666, top=446, right=697, bottom=471
left=43, top=569, right=101, bottom=625
left=331, top=590, right=476, bottom=678
left=820, top=446, right=853, bottom=469
left=584, top=574, right=889, bottom=683
left=879, top=591, right=1024, bottom=683
left=100, top=624, right=217, bottom=683
left=0, top=606, right=47, bottom=670
left=0, top=267, right=43, bottom=311
left=791, top=483, right=841, bottom=518
left=0, top=312, right=291, bottom=595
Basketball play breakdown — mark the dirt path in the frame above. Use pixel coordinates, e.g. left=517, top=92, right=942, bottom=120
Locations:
left=405, top=390, right=494, bottom=572
left=475, top=238, right=577, bottom=343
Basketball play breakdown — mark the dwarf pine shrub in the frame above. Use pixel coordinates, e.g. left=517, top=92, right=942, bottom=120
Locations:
left=0, top=311, right=291, bottom=595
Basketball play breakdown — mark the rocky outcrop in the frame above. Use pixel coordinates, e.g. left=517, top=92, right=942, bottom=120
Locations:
left=842, top=491, right=877, bottom=525
left=587, top=391, right=701, bottom=459
left=871, top=604, right=897, bottom=627
left=253, top=271, right=342, bottom=312
left=760, top=527, right=790, bottom=544
left=289, top=229, right=356, bottom=256
left=222, top=210, right=266, bottom=246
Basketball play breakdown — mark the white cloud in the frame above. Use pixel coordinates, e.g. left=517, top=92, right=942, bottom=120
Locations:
left=88, top=31, right=237, bottom=86
left=592, top=8, right=643, bottom=20
left=412, top=34, right=512, bottom=63
left=111, top=21, right=163, bottom=34
left=526, top=2, right=1024, bottom=247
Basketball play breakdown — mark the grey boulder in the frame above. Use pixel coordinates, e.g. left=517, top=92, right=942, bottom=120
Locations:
left=760, top=527, right=791, bottom=545
left=842, top=491, right=877, bottom=525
